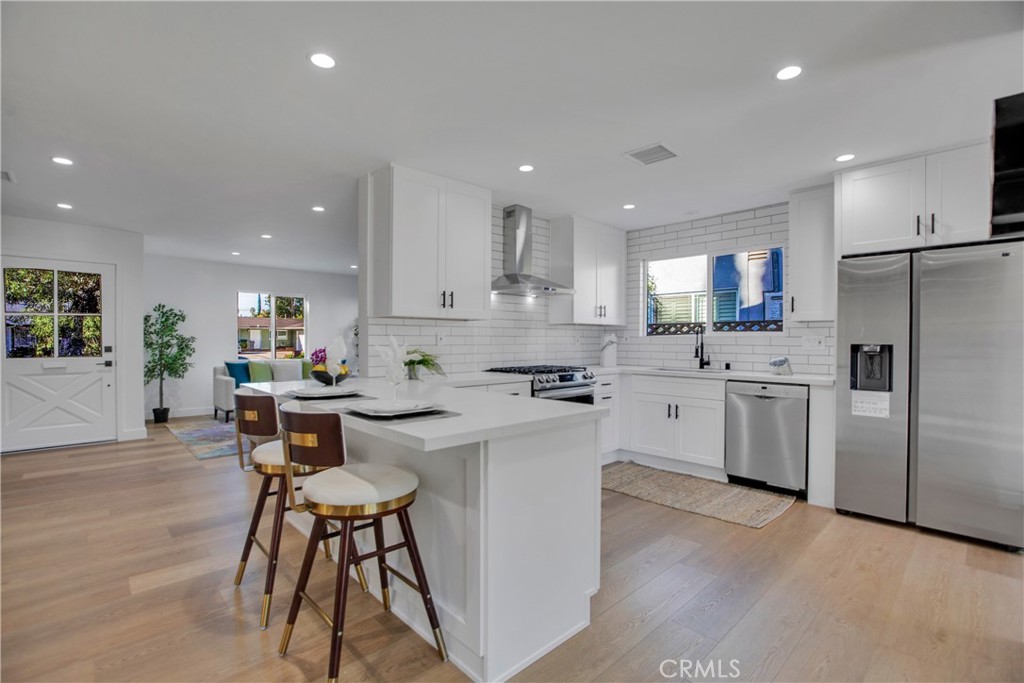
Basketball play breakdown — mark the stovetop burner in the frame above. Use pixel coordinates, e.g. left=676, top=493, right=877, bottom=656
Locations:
left=486, top=365, right=585, bottom=375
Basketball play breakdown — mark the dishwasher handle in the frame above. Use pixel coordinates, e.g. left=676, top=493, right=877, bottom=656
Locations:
left=726, top=380, right=808, bottom=400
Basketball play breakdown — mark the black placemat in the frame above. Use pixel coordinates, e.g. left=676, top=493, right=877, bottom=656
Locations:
left=340, top=409, right=461, bottom=424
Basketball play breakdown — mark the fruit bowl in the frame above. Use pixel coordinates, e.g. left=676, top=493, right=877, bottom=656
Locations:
left=311, top=370, right=351, bottom=386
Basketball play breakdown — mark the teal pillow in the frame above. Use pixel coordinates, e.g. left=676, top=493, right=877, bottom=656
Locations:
left=248, top=361, right=273, bottom=382
left=224, top=360, right=250, bottom=388
left=301, top=360, right=312, bottom=379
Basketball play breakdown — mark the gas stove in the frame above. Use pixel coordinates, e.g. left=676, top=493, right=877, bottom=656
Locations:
left=486, top=365, right=597, bottom=402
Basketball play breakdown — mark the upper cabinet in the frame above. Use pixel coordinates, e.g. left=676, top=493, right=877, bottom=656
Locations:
left=788, top=185, right=835, bottom=321
left=549, top=215, right=626, bottom=326
left=838, top=142, right=990, bottom=256
left=362, top=164, right=491, bottom=320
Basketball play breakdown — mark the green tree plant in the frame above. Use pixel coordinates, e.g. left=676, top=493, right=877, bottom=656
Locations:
left=143, top=304, right=196, bottom=418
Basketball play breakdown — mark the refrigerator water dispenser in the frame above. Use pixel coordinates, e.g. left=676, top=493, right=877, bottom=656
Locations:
left=850, top=344, right=892, bottom=392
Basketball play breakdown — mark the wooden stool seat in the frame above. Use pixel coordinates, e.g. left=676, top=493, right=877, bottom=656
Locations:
left=301, top=463, right=418, bottom=516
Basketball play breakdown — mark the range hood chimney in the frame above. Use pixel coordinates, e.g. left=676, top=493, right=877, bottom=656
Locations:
left=490, top=205, right=574, bottom=296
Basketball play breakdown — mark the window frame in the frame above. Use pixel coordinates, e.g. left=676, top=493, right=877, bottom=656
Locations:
left=236, top=291, right=308, bottom=359
left=643, top=241, right=785, bottom=338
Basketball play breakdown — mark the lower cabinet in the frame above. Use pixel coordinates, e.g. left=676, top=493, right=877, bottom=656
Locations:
left=486, top=382, right=531, bottom=397
left=628, top=377, right=725, bottom=468
left=595, top=376, right=619, bottom=453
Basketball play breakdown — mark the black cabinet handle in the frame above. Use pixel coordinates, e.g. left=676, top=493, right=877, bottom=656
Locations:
left=601, top=396, right=612, bottom=400
left=916, top=215, right=921, bottom=236
left=441, top=290, right=446, bottom=308
left=790, top=296, right=795, bottom=313
left=449, top=291, right=454, bottom=308
left=667, top=403, right=671, bottom=418
left=675, top=404, right=679, bottom=419
left=931, top=213, right=936, bottom=235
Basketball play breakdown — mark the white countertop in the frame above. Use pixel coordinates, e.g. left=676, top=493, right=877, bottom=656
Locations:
left=434, top=371, right=533, bottom=388
left=243, top=377, right=608, bottom=452
left=589, top=364, right=835, bottom=386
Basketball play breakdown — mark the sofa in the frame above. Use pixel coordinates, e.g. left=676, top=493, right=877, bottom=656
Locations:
left=213, top=358, right=312, bottom=422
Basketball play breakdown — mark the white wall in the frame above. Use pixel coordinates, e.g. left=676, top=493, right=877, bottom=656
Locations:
left=618, top=202, right=836, bottom=375
left=1, top=215, right=148, bottom=441
left=143, top=254, right=357, bottom=417
left=361, top=206, right=621, bottom=377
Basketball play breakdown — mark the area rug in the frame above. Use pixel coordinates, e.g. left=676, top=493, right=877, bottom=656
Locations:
left=602, top=461, right=795, bottom=528
left=165, top=418, right=240, bottom=460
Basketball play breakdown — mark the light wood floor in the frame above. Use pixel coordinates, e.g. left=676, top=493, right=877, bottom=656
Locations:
left=2, top=425, right=1021, bottom=682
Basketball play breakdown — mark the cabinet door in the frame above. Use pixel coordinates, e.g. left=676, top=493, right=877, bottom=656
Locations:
left=841, top=158, right=927, bottom=255
left=788, top=185, right=835, bottom=321
left=597, top=392, right=618, bottom=453
left=925, top=144, right=991, bottom=246
left=392, top=166, right=444, bottom=317
left=443, top=180, right=492, bottom=320
left=573, top=222, right=600, bottom=323
left=596, top=226, right=627, bottom=326
left=628, top=392, right=675, bottom=458
left=673, top=397, right=725, bottom=468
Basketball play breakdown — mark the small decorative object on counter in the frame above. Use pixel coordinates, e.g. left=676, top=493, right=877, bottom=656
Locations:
left=768, top=357, right=793, bottom=376
left=405, top=348, right=446, bottom=380
left=600, top=334, right=618, bottom=367
left=309, top=345, right=351, bottom=385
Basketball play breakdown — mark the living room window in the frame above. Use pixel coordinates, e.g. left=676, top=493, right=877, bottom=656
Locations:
left=646, top=247, right=784, bottom=335
left=237, top=292, right=305, bottom=359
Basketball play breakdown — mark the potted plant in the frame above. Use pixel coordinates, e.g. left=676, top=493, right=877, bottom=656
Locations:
left=143, top=303, right=196, bottom=423
left=404, top=348, right=446, bottom=380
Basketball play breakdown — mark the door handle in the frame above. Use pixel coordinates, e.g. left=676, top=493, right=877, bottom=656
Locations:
left=440, top=290, right=446, bottom=308
left=675, top=404, right=679, bottom=419
left=97, top=360, right=113, bottom=367
left=930, top=213, right=936, bottom=235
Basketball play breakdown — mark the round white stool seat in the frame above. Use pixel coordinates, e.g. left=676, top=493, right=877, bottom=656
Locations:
left=302, top=463, right=419, bottom=517
left=252, top=440, right=324, bottom=476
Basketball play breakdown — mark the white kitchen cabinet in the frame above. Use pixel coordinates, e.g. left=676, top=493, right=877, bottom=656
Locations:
left=788, top=185, right=835, bottom=321
left=362, top=164, right=491, bottom=320
left=548, top=216, right=626, bottom=326
left=486, top=381, right=531, bottom=397
left=838, top=142, right=990, bottom=256
left=594, top=376, right=619, bottom=453
left=627, top=376, right=725, bottom=468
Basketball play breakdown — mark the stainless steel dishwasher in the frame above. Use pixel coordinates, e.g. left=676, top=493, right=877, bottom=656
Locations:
left=725, top=381, right=809, bottom=492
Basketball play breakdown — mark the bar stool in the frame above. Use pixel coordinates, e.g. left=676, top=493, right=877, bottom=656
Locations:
left=276, top=400, right=447, bottom=683
left=231, top=388, right=367, bottom=630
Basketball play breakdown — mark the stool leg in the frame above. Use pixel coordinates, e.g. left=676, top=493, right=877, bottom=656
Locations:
left=328, top=520, right=353, bottom=683
left=260, top=475, right=289, bottom=630
left=396, top=508, right=448, bottom=662
left=234, top=475, right=272, bottom=586
left=373, top=518, right=390, bottom=611
left=279, top=516, right=325, bottom=656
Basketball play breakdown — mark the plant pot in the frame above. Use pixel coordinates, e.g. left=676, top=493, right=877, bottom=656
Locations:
left=153, top=407, right=170, bottom=424
left=407, top=364, right=420, bottom=381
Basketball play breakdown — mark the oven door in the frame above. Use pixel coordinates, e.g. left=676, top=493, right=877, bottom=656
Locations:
left=534, top=385, right=595, bottom=405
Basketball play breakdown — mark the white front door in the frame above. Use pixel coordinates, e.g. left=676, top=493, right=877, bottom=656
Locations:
left=2, top=257, right=117, bottom=452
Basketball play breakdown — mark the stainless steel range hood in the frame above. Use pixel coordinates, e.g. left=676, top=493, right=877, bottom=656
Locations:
left=491, top=205, right=574, bottom=296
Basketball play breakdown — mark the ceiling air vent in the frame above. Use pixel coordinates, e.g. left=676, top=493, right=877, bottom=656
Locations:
left=1, top=171, right=14, bottom=183
left=623, top=143, right=677, bottom=166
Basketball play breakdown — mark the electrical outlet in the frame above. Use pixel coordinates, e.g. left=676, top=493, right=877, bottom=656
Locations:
left=801, top=335, right=825, bottom=350
left=436, top=334, right=447, bottom=346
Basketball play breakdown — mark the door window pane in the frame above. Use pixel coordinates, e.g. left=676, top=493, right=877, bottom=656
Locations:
left=57, top=271, right=101, bottom=313
left=4, top=268, right=54, bottom=313
left=274, top=296, right=304, bottom=359
left=5, top=315, right=54, bottom=357
left=58, top=315, right=102, bottom=357
left=711, top=248, right=784, bottom=332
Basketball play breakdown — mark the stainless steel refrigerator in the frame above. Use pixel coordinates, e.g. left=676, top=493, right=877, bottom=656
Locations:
left=836, top=241, right=1024, bottom=548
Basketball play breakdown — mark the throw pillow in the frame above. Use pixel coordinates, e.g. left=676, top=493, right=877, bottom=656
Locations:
left=270, top=360, right=302, bottom=382
left=224, top=360, right=251, bottom=388
left=301, top=360, right=312, bottom=379
left=248, top=361, right=273, bottom=382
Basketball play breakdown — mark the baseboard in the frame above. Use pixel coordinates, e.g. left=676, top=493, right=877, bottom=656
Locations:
left=118, top=427, right=149, bottom=442
left=144, top=406, right=217, bottom=421
left=615, top=450, right=728, bottom=482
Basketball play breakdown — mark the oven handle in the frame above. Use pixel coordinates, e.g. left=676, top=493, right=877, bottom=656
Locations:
left=535, top=385, right=596, bottom=400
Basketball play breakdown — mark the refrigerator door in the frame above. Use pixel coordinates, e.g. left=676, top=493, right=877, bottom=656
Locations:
left=916, top=243, right=1024, bottom=547
left=836, top=254, right=911, bottom=521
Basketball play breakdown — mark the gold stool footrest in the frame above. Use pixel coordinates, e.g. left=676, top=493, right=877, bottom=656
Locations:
left=382, top=563, right=420, bottom=593
left=300, top=590, right=334, bottom=630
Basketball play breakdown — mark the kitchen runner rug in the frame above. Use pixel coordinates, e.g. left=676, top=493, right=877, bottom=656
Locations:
left=601, top=461, right=795, bottom=528
left=165, top=418, right=239, bottom=460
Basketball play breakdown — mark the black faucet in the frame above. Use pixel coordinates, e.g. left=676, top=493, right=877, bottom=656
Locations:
left=694, top=327, right=712, bottom=369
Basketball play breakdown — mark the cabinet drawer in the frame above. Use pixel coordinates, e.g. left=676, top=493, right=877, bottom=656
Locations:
left=631, top=375, right=724, bottom=401
left=486, top=381, right=531, bottom=397
left=595, top=377, right=618, bottom=393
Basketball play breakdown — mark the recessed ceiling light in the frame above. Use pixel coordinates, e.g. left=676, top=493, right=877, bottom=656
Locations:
left=776, top=66, right=802, bottom=80
left=56, top=203, right=72, bottom=209
left=835, top=153, right=856, bottom=162
left=518, top=165, right=534, bottom=173
left=623, top=204, right=636, bottom=210
left=261, top=234, right=272, bottom=239
left=349, top=265, right=358, bottom=269
left=52, top=157, right=73, bottom=166
left=309, top=53, right=335, bottom=69
left=231, top=251, right=241, bottom=256
left=312, top=206, right=325, bottom=212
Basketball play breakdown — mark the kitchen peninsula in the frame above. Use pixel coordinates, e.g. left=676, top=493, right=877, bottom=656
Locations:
left=245, top=378, right=608, bottom=682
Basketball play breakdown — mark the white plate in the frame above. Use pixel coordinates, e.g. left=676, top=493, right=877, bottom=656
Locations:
left=290, top=386, right=361, bottom=398
left=345, top=400, right=439, bottom=417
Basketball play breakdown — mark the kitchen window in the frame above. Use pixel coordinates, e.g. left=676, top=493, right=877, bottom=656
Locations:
left=646, top=247, right=784, bottom=335
left=237, top=292, right=306, bottom=359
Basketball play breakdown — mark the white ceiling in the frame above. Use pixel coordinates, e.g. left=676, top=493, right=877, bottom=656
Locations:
left=2, top=2, right=1021, bottom=274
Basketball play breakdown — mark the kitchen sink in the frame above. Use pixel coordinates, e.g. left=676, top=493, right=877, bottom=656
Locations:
left=650, top=367, right=728, bottom=374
